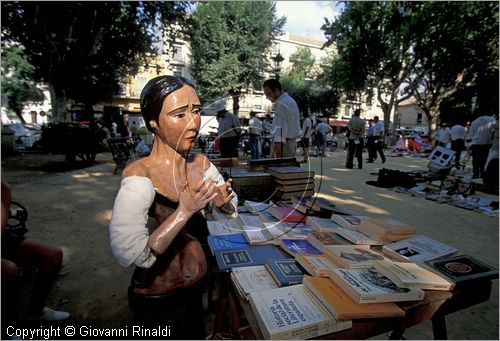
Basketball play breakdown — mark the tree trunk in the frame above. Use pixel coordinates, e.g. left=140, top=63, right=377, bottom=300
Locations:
left=13, top=107, right=27, bottom=124
left=231, top=91, right=240, bottom=117
left=49, top=85, right=69, bottom=122
left=426, top=109, right=439, bottom=142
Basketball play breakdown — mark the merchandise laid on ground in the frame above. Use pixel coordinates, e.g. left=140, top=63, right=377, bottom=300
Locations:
left=206, top=158, right=498, bottom=340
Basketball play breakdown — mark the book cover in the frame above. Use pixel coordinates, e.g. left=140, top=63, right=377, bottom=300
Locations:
left=360, top=218, right=416, bottom=236
left=335, top=227, right=386, bottom=246
left=231, top=265, right=278, bottom=298
left=274, top=177, right=315, bottom=186
left=280, top=239, right=322, bottom=257
left=239, top=213, right=265, bottom=229
left=269, top=206, right=307, bottom=223
left=275, top=189, right=315, bottom=200
left=265, top=259, right=305, bottom=287
left=207, top=234, right=249, bottom=255
left=358, top=225, right=415, bottom=242
left=266, top=166, right=315, bottom=180
left=324, top=245, right=387, bottom=268
left=306, top=216, right=343, bottom=232
left=330, top=214, right=368, bottom=229
left=248, top=284, right=352, bottom=340
left=329, top=268, right=425, bottom=304
left=207, top=219, right=245, bottom=236
left=382, top=235, right=458, bottom=264
left=214, top=244, right=286, bottom=272
left=306, top=230, right=351, bottom=252
left=295, top=254, right=340, bottom=277
left=243, top=222, right=313, bottom=245
left=373, top=259, right=454, bottom=291
left=425, top=254, right=499, bottom=286
left=303, top=276, right=406, bottom=319
left=305, top=197, right=336, bottom=212
left=244, top=200, right=272, bottom=214
left=276, top=182, right=315, bottom=193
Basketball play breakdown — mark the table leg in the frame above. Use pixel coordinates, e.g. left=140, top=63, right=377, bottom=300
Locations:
left=432, top=313, right=448, bottom=340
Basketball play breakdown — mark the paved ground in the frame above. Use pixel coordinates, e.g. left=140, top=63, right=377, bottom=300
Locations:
left=1, top=150, right=498, bottom=339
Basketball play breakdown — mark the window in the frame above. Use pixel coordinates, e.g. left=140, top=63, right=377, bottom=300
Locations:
left=417, top=113, right=422, bottom=124
left=135, top=74, right=148, bottom=97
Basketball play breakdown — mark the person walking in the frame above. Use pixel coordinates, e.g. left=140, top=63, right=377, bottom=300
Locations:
left=435, top=123, right=451, bottom=148
left=466, top=113, right=496, bottom=179
left=450, top=122, right=467, bottom=168
left=263, top=79, right=300, bottom=158
left=215, top=102, right=241, bottom=158
left=346, top=109, right=365, bottom=169
left=299, top=112, right=312, bottom=163
left=366, top=119, right=377, bottom=163
left=248, top=111, right=262, bottom=160
left=315, top=118, right=333, bottom=157
left=372, top=116, right=386, bottom=164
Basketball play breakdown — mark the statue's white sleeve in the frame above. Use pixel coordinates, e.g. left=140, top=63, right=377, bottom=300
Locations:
left=204, top=162, right=239, bottom=219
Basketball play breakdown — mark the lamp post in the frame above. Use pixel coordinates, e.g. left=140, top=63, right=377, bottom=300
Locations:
left=272, top=52, right=284, bottom=80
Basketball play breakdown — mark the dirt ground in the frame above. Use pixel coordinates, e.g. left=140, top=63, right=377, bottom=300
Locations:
left=1, top=151, right=498, bottom=340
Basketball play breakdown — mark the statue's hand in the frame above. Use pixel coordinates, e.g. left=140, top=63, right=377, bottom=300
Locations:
left=213, top=179, right=236, bottom=209
left=178, top=178, right=217, bottom=215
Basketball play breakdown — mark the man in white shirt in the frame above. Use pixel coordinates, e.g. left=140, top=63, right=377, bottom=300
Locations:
left=450, top=122, right=467, bottom=168
left=372, top=116, right=386, bottom=164
left=263, top=79, right=300, bottom=158
left=215, top=102, right=241, bottom=158
left=466, top=114, right=496, bottom=178
left=248, top=111, right=262, bottom=159
left=299, top=111, right=312, bottom=163
left=435, top=123, right=452, bottom=148
left=315, top=118, right=333, bottom=157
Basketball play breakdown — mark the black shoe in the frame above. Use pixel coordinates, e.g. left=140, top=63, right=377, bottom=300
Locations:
left=345, top=165, right=353, bottom=169
left=382, top=159, right=386, bottom=164
left=366, top=161, right=374, bottom=163
left=358, top=166, right=363, bottom=169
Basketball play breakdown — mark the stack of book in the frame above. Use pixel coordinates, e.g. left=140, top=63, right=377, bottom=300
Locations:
left=265, top=166, right=315, bottom=200
left=356, top=218, right=416, bottom=242
left=292, top=196, right=336, bottom=218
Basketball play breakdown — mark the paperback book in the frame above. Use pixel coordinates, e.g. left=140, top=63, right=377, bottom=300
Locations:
left=265, top=259, right=305, bottom=286
left=424, top=254, right=499, bottom=287
left=280, top=239, right=322, bottom=257
left=306, top=230, right=351, bottom=252
left=382, top=235, right=458, bottom=264
left=207, top=234, right=249, bottom=255
left=243, top=222, right=313, bottom=245
left=231, top=265, right=278, bottom=300
left=330, top=214, right=369, bottom=229
left=268, top=206, right=307, bottom=223
left=295, top=254, right=340, bottom=277
left=244, top=200, right=272, bottom=214
left=214, top=244, right=286, bottom=272
left=248, top=284, right=352, bottom=340
left=207, top=219, right=245, bottom=236
left=373, top=259, right=454, bottom=291
left=306, top=216, right=343, bottom=232
left=335, top=227, right=385, bottom=246
left=324, top=244, right=387, bottom=269
left=329, top=268, right=425, bottom=304
left=265, top=166, right=315, bottom=180
left=303, top=276, right=406, bottom=320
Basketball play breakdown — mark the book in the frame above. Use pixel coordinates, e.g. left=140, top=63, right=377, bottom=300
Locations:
left=373, top=259, right=454, bottom=291
left=329, top=268, right=425, bottom=304
left=382, top=235, right=458, bottom=264
left=268, top=206, right=307, bottom=223
left=425, top=254, right=499, bottom=287
left=292, top=196, right=337, bottom=218
left=275, top=189, right=315, bottom=200
left=265, top=166, right=315, bottom=180
left=265, top=259, right=305, bottom=286
left=306, top=216, right=343, bottom=231
left=248, top=284, right=352, bottom=340
left=274, top=177, right=314, bottom=186
left=214, top=244, right=286, bottom=272
left=207, top=219, right=245, bottom=236
left=324, top=245, right=387, bottom=268
left=305, top=196, right=336, bottom=213
left=239, top=213, right=265, bottom=229
left=303, top=276, right=406, bottom=319
left=276, top=182, right=315, bottom=193
left=248, top=157, right=298, bottom=172
left=358, top=226, right=415, bottom=242
left=244, top=200, right=272, bottom=214
left=280, top=239, right=322, bottom=257
left=330, top=214, right=369, bottom=229
left=243, top=222, right=313, bottom=245
left=207, top=234, right=249, bottom=255
left=295, top=254, right=340, bottom=277
left=357, top=217, right=416, bottom=236
left=231, top=265, right=278, bottom=300
left=335, top=227, right=385, bottom=246
left=306, top=230, right=351, bottom=252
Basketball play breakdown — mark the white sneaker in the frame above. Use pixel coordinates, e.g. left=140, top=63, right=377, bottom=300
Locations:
left=29, top=307, right=70, bottom=321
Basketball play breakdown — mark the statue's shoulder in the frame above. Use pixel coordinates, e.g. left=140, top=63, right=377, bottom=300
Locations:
left=190, top=153, right=212, bottom=171
left=122, top=157, right=150, bottom=178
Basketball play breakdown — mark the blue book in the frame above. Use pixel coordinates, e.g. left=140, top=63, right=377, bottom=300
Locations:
left=265, top=259, right=305, bottom=287
left=280, top=239, right=322, bottom=257
left=207, top=234, right=249, bottom=255
left=214, top=244, right=286, bottom=272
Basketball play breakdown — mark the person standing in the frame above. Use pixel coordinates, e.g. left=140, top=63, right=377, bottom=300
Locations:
left=346, top=109, right=365, bottom=169
left=366, top=119, right=377, bottom=163
left=299, top=112, right=312, bottom=163
left=450, top=122, right=467, bottom=168
left=315, top=118, right=333, bottom=157
left=466, top=113, right=496, bottom=179
left=372, top=116, right=386, bottom=164
left=263, top=79, right=300, bottom=158
left=215, top=102, right=241, bottom=158
left=262, top=114, right=272, bottom=135
left=435, top=123, right=451, bottom=148
left=248, top=111, right=262, bottom=160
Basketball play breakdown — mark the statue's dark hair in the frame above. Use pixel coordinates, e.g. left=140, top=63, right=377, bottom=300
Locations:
left=140, top=75, right=194, bottom=132
left=263, top=79, right=282, bottom=92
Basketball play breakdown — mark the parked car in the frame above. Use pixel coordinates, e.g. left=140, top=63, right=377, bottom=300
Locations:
left=4, top=123, right=43, bottom=151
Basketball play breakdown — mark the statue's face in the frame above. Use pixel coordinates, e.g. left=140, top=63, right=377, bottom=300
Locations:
left=154, top=85, right=201, bottom=152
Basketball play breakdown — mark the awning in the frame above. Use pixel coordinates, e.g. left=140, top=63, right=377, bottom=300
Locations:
left=329, top=118, right=349, bottom=127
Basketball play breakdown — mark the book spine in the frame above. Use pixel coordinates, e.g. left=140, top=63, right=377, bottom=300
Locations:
left=358, top=290, right=424, bottom=303
left=329, top=271, right=363, bottom=303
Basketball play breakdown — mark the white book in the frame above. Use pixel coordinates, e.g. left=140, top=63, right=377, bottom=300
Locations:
left=373, top=260, right=454, bottom=291
left=324, top=245, right=388, bottom=269
left=239, top=213, right=265, bottom=229
left=207, top=219, right=244, bottom=236
left=329, top=268, right=425, bottom=304
left=306, top=216, right=341, bottom=231
left=243, top=222, right=313, bottom=245
left=295, top=254, right=340, bottom=277
left=258, top=209, right=280, bottom=224
left=231, top=266, right=278, bottom=300
left=244, top=200, right=272, bottom=214
left=382, top=235, right=458, bottom=264
left=330, top=214, right=370, bottom=229
left=248, top=284, right=352, bottom=340
left=335, top=227, right=385, bottom=245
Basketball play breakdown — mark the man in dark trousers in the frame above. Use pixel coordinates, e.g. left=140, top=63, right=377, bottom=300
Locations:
left=372, top=116, right=386, bottom=164
left=346, top=109, right=365, bottom=169
left=215, top=102, right=241, bottom=158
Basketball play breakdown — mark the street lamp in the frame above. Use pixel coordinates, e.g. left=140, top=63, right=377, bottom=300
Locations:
left=272, top=52, right=284, bottom=80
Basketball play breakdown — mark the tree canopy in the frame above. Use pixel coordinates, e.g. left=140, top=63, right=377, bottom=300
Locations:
left=187, top=1, right=285, bottom=112
left=1, top=1, right=189, bottom=121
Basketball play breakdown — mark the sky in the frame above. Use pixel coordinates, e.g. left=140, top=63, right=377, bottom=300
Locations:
left=274, top=1, right=341, bottom=41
